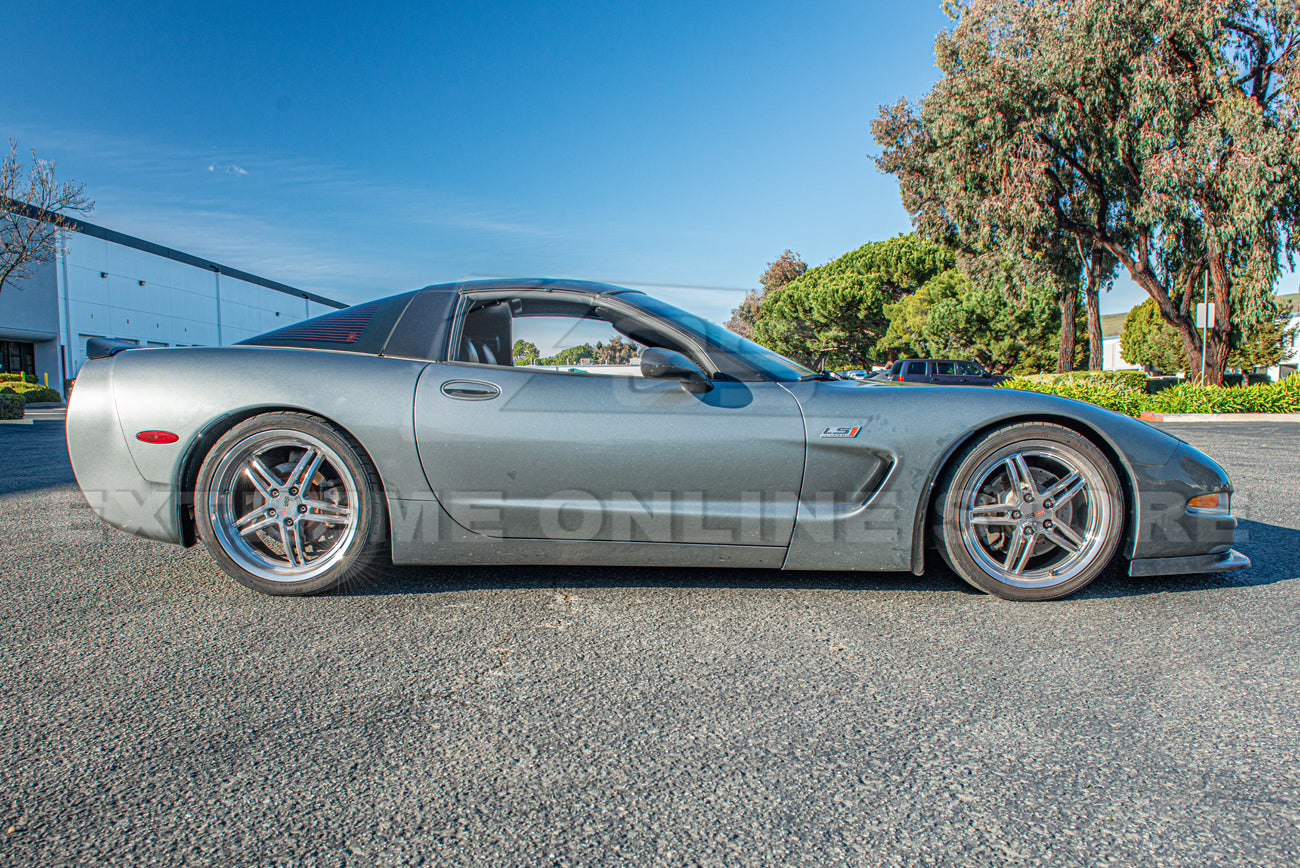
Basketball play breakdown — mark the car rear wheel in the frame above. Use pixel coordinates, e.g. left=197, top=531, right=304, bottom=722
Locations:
left=933, top=422, right=1123, bottom=601
left=195, top=412, right=387, bottom=595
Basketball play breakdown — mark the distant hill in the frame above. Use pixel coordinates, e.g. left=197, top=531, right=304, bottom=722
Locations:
left=1100, top=311, right=1128, bottom=338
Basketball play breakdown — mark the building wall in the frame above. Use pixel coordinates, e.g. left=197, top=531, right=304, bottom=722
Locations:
left=0, top=220, right=344, bottom=392
left=56, top=231, right=340, bottom=377
left=1101, top=336, right=1140, bottom=371
left=0, top=259, right=61, bottom=382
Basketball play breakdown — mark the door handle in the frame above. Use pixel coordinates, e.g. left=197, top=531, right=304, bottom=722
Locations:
left=441, top=379, right=501, bottom=400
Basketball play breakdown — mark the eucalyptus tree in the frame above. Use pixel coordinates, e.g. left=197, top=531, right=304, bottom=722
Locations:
left=874, top=0, right=1300, bottom=385
left=1122, top=294, right=1297, bottom=372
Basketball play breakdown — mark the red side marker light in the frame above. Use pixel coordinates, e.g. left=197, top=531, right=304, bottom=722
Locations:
left=136, top=430, right=180, bottom=444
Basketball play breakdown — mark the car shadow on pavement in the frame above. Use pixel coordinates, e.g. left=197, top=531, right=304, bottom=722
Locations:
left=1072, top=519, right=1295, bottom=600
left=336, top=518, right=1295, bottom=601
left=0, top=420, right=76, bottom=496
left=336, top=561, right=977, bottom=598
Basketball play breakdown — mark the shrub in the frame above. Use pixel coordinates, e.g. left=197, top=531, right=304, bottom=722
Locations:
left=1000, top=376, right=1147, bottom=416
left=1147, top=377, right=1300, bottom=414
left=1000, top=371, right=1300, bottom=416
left=19, top=386, right=63, bottom=404
left=1, top=381, right=63, bottom=404
left=1017, top=370, right=1147, bottom=390
left=0, top=388, right=23, bottom=421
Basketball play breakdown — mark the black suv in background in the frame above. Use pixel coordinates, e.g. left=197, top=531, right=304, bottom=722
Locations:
left=876, top=359, right=1009, bottom=386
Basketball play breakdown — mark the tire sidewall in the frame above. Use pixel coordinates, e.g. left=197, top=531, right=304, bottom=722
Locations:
left=936, top=424, right=1123, bottom=601
left=195, top=413, right=386, bottom=595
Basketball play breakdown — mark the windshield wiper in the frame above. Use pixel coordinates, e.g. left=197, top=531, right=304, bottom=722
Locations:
left=798, top=371, right=837, bottom=381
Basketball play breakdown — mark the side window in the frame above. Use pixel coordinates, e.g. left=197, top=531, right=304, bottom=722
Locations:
left=455, top=296, right=654, bottom=377
left=934, top=361, right=955, bottom=376
left=957, top=361, right=984, bottom=377
left=511, top=316, right=645, bottom=376
left=905, top=361, right=926, bottom=376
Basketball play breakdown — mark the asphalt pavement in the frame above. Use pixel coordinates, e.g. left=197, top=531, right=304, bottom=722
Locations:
left=1, top=416, right=1297, bottom=866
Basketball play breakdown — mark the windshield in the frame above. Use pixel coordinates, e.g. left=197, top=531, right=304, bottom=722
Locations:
left=625, top=294, right=817, bottom=380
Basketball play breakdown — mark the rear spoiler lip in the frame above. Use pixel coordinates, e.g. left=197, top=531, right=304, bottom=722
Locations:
left=85, top=337, right=141, bottom=360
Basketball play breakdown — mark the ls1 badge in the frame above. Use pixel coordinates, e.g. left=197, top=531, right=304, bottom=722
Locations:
left=820, top=425, right=861, bottom=439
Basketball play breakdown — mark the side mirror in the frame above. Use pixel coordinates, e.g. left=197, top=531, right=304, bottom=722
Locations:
left=641, top=347, right=713, bottom=393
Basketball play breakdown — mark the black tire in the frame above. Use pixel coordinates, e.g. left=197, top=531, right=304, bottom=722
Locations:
left=194, top=412, right=387, bottom=595
left=932, top=422, right=1123, bottom=601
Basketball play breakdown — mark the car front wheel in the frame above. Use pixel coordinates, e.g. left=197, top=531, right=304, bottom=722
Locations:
left=933, top=422, right=1123, bottom=601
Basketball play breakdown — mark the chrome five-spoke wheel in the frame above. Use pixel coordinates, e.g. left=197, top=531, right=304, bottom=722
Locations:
left=934, top=423, right=1123, bottom=601
left=195, top=413, right=386, bottom=595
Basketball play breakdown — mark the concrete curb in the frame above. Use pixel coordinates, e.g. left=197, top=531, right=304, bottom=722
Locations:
left=0, top=418, right=35, bottom=425
left=1139, top=411, right=1300, bottom=422
left=24, top=402, right=67, bottom=410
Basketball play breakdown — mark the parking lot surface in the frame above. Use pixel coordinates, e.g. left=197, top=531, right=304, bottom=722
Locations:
left=1, top=417, right=1297, bottom=866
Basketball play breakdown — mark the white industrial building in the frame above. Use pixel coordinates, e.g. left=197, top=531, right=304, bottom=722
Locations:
left=0, top=211, right=345, bottom=391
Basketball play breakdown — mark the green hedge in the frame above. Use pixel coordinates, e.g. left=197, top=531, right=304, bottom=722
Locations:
left=1000, top=376, right=1147, bottom=416
left=999, top=372, right=1300, bottom=416
left=1146, top=379, right=1300, bottom=414
left=0, top=372, right=38, bottom=385
left=0, top=381, right=63, bottom=404
left=1015, top=370, right=1147, bottom=390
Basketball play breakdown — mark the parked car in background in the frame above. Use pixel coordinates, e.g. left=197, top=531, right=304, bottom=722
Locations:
left=880, top=359, right=1009, bottom=386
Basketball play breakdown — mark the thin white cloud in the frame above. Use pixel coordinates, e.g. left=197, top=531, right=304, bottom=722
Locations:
left=6, top=122, right=752, bottom=317
left=67, top=132, right=569, bottom=242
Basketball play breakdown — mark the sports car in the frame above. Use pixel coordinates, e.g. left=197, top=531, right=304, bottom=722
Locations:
left=67, top=278, right=1249, bottom=600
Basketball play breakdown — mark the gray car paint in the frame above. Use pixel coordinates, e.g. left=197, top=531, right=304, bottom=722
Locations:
left=414, top=362, right=805, bottom=545
left=66, top=280, right=1244, bottom=580
left=772, top=378, right=1203, bottom=572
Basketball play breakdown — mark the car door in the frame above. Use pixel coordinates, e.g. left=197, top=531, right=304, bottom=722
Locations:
left=956, top=361, right=988, bottom=385
left=932, top=360, right=962, bottom=385
left=412, top=295, right=807, bottom=546
left=901, top=360, right=928, bottom=383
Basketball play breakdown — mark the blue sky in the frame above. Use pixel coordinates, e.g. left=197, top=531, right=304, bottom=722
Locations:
left=5, top=0, right=1167, bottom=323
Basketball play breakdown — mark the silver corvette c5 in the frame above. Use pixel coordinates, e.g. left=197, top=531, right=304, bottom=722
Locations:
left=67, top=279, right=1248, bottom=600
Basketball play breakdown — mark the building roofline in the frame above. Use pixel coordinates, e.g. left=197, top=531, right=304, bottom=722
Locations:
left=1, top=197, right=347, bottom=310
